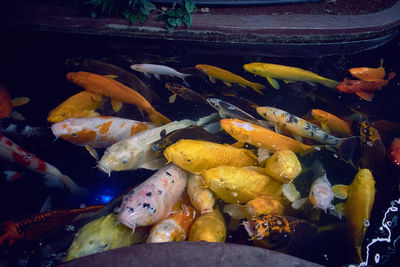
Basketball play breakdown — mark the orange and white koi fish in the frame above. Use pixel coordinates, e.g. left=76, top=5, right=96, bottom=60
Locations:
left=336, top=72, right=396, bottom=102
left=51, top=116, right=154, bottom=149
left=66, top=71, right=171, bottom=126
left=0, top=134, right=85, bottom=195
left=130, top=64, right=191, bottom=82
left=332, top=169, right=375, bottom=262
left=195, top=64, right=266, bottom=95
left=118, top=164, right=188, bottom=233
left=0, top=83, right=29, bottom=120
left=243, top=62, right=339, bottom=89
left=220, top=118, right=316, bottom=154
left=311, top=109, right=351, bottom=137
left=349, top=59, right=386, bottom=81
left=146, top=204, right=196, bottom=243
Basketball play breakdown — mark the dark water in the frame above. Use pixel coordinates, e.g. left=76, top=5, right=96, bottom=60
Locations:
left=0, top=30, right=399, bottom=266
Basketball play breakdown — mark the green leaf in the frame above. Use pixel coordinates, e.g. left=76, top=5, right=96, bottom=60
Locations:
left=168, top=18, right=177, bottom=26
left=156, top=13, right=168, bottom=21
left=183, top=13, right=192, bottom=28
left=165, top=23, right=175, bottom=32
left=129, top=14, right=137, bottom=24
left=185, top=0, right=195, bottom=13
left=176, top=18, right=182, bottom=26
left=138, top=13, right=147, bottom=23
left=166, top=10, right=176, bottom=17
left=175, top=8, right=184, bottom=17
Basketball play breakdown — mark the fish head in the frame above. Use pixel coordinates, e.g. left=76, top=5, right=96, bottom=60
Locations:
left=195, top=64, right=209, bottom=74
left=51, top=118, right=97, bottom=145
left=309, top=181, right=334, bottom=212
left=130, top=64, right=145, bottom=72
left=311, top=109, right=328, bottom=124
left=97, top=142, right=142, bottom=174
left=163, top=140, right=211, bottom=173
left=243, top=63, right=264, bottom=75
left=351, top=169, right=375, bottom=191
left=220, top=118, right=255, bottom=140
left=66, top=72, right=89, bottom=88
left=360, top=121, right=381, bottom=144
left=47, top=105, right=79, bottom=123
left=256, top=106, right=282, bottom=125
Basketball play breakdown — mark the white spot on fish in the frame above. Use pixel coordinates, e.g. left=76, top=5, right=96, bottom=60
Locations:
left=232, top=121, right=254, bottom=132
left=364, top=219, right=370, bottom=227
left=367, top=141, right=373, bottom=147
left=333, top=153, right=338, bottom=158
left=231, top=192, right=238, bottom=197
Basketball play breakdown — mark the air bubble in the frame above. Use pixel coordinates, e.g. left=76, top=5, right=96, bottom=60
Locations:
left=387, top=221, right=392, bottom=227
left=364, top=219, right=370, bottom=227
left=333, top=153, right=338, bottom=158
left=375, top=253, right=380, bottom=263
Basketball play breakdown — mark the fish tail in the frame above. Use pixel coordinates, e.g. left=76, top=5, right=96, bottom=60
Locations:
left=336, top=136, right=360, bottom=162
left=249, top=82, right=266, bottom=95
left=223, top=203, right=248, bottom=220
left=46, top=174, right=88, bottom=197
left=147, top=109, right=172, bottom=126
left=320, top=78, right=340, bottom=88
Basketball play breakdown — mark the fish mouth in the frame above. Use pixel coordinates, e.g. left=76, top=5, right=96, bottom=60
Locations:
left=96, top=163, right=111, bottom=177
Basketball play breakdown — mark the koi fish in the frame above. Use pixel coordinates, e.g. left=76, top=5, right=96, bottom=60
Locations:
left=264, top=150, right=302, bottom=184
left=256, top=106, right=357, bottom=160
left=358, top=121, right=386, bottom=173
left=47, top=91, right=103, bottom=123
left=66, top=213, right=148, bottom=261
left=243, top=62, right=339, bottom=89
left=195, top=64, right=266, bottom=95
left=332, top=169, right=376, bottom=262
left=202, top=165, right=283, bottom=204
left=388, top=137, right=400, bottom=166
left=0, top=205, right=103, bottom=247
left=146, top=204, right=196, bottom=243
left=220, top=118, right=316, bottom=154
left=0, top=83, right=29, bottom=120
left=349, top=59, right=386, bottom=81
left=97, top=114, right=217, bottom=175
left=188, top=209, right=226, bottom=242
left=66, top=71, right=171, bottom=126
left=336, top=72, right=396, bottom=102
left=118, top=164, right=188, bottom=233
left=130, top=64, right=191, bottom=82
left=165, top=83, right=208, bottom=105
left=311, top=109, right=352, bottom=137
left=223, top=197, right=284, bottom=220
left=0, top=134, right=85, bottom=195
left=187, top=174, right=215, bottom=214
left=163, top=139, right=258, bottom=174
left=207, top=98, right=273, bottom=129
left=51, top=116, right=154, bottom=158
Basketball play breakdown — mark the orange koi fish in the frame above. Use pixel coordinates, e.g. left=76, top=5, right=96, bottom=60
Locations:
left=336, top=72, right=396, bottom=102
left=311, top=109, right=351, bottom=137
left=195, top=64, right=266, bottom=95
left=220, top=118, right=316, bottom=154
left=349, top=59, right=386, bottom=81
left=388, top=137, right=400, bottom=166
left=0, top=84, right=29, bottom=120
left=66, top=71, right=171, bottom=126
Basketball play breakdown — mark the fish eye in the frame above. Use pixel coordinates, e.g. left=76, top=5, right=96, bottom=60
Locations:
left=71, top=133, right=78, bottom=137
left=103, top=243, right=109, bottom=248
left=122, top=159, right=128, bottom=164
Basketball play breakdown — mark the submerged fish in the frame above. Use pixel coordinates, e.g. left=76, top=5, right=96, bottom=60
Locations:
left=188, top=209, right=226, bottom=243
left=388, top=137, right=400, bottom=166
left=97, top=114, right=217, bottom=175
left=47, top=91, right=103, bottom=123
left=118, top=164, right=188, bottom=232
left=0, top=205, right=103, bottom=247
left=336, top=72, right=396, bottom=102
left=130, top=64, right=191, bottom=82
left=243, top=62, right=339, bottom=89
left=0, top=134, right=85, bottom=195
left=195, top=64, right=266, bottom=95
left=187, top=173, right=216, bottom=215
left=66, top=213, right=147, bottom=261
left=311, top=109, right=352, bottom=137
left=358, top=121, right=386, bottom=173
left=223, top=197, right=284, bottom=220
left=66, top=71, right=171, bottom=126
left=0, top=84, right=29, bottom=120
left=349, top=59, right=386, bottom=81
left=332, top=169, right=375, bottom=263
left=164, top=139, right=258, bottom=174
left=165, top=83, right=208, bottom=105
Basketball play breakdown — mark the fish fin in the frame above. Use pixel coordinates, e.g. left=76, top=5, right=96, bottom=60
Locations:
left=379, top=58, right=384, bottom=67
left=40, top=195, right=54, bottom=213
left=85, top=145, right=99, bottom=161
left=337, top=136, right=359, bottom=162
left=111, top=99, right=123, bottom=112
left=208, top=75, right=216, bottom=84
left=154, top=74, right=161, bottom=80
left=147, top=110, right=172, bottom=126
left=238, top=83, right=247, bottom=88
left=249, top=83, right=266, bottom=95
left=386, top=72, right=396, bottom=81
left=355, top=91, right=374, bottom=102
left=57, top=174, right=88, bottom=197
left=283, top=80, right=294, bottom=84
left=169, top=94, right=177, bottom=104
left=203, top=122, right=221, bottom=134
left=332, top=185, right=349, bottom=199
left=292, top=133, right=303, bottom=142
left=144, top=73, right=152, bottom=79
left=4, top=170, right=23, bottom=182
left=257, top=148, right=271, bottom=165
left=194, top=112, right=219, bottom=126
left=283, top=183, right=301, bottom=202
left=141, top=157, right=167, bottom=170
left=103, top=74, right=118, bottom=80
left=223, top=203, right=247, bottom=220
left=223, top=81, right=232, bottom=87
left=11, top=97, right=30, bottom=107
left=274, top=125, right=282, bottom=134
left=232, top=141, right=245, bottom=148
left=333, top=202, right=346, bottom=219
left=257, top=120, right=274, bottom=130
left=319, top=122, right=331, bottom=134
left=306, top=82, right=316, bottom=86
left=79, top=110, right=101, bottom=117
left=291, top=197, right=309, bottom=209
left=267, top=77, right=280, bottom=89
left=320, top=79, right=340, bottom=88
left=10, top=111, right=25, bottom=121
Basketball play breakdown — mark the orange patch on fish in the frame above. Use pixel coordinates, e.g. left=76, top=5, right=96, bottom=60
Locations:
left=60, top=129, right=97, bottom=145
left=121, top=122, right=126, bottom=128
left=130, top=122, right=150, bottom=136
left=97, top=121, right=112, bottom=135
left=62, top=124, right=67, bottom=129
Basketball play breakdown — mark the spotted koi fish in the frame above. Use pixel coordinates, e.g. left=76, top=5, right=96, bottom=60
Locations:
left=0, top=134, right=85, bottom=195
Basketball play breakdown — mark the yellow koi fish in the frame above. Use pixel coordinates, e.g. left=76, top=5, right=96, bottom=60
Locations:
left=311, top=109, right=352, bottom=137
left=220, top=118, right=316, bottom=154
left=188, top=209, right=226, bottom=243
left=332, top=169, right=376, bottom=262
left=187, top=173, right=216, bottom=214
left=243, top=62, right=339, bottom=89
left=195, top=64, right=266, bottom=95
left=47, top=91, right=103, bottom=123
left=264, top=150, right=302, bottom=184
left=223, top=197, right=284, bottom=220
left=163, top=139, right=258, bottom=174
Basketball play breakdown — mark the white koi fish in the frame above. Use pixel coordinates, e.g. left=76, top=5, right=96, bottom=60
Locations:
left=130, top=64, right=191, bottom=82
left=97, top=113, right=218, bottom=175
left=118, top=163, right=188, bottom=232
left=0, top=134, right=85, bottom=195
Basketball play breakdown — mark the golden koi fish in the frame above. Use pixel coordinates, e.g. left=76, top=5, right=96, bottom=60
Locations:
left=195, top=64, right=266, bottom=95
left=220, top=118, right=316, bottom=154
left=163, top=139, right=258, bottom=174
left=187, top=173, right=216, bottom=214
left=311, top=109, right=351, bottom=137
left=223, top=197, right=284, bottom=220
left=243, top=62, right=339, bottom=89
left=332, top=169, right=375, bottom=263
left=188, top=209, right=226, bottom=243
